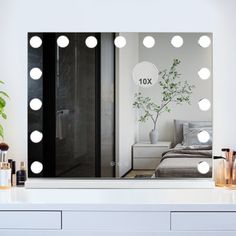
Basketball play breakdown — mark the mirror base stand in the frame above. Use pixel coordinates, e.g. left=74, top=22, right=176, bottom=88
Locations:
left=25, top=178, right=215, bottom=189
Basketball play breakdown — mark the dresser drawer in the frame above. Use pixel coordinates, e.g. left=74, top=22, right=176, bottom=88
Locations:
left=133, top=147, right=168, bottom=158
left=171, top=212, right=236, bottom=231
left=63, top=211, right=170, bottom=231
left=0, top=211, right=61, bottom=230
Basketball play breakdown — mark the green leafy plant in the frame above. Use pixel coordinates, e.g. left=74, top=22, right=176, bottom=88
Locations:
left=0, top=80, right=9, bottom=139
left=133, top=59, right=195, bottom=130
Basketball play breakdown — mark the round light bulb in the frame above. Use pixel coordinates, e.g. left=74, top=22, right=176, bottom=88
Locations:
left=197, top=161, right=210, bottom=174
left=29, top=98, right=42, bottom=111
left=198, top=98, right=211, bottom=111
left=57, top=35, right=70, bottom=48
left=30, top=36, right=42, bottom=48
left=171, top=35, right=184, bottom=48
left=143, top=36, right=155, bottom=48
left=30, top=68, right=42, bottom=80
left=198, top=68, right=211, bottom=80
left=31, top=161, right=43, bottom=174
left=197, top=130, right=210, bottom=143
left=114, top=36, right=126, bottom=48
left=30, top=130, right=43, bottom=143
left=198, top=35, right=211, bottom=48
left=85, top=36, right=98, bottom=48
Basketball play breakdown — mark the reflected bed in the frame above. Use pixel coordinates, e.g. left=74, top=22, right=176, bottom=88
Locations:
left=155, top=144, right=212, bottom=178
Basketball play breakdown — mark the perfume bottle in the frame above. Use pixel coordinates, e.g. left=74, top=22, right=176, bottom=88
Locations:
left=16, top=161, right=26, bottom=186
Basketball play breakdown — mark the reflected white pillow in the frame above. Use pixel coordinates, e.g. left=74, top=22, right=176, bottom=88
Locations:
left=183, top=123, right=212, bottom=146
left=173, top=119, right=212, bottom=146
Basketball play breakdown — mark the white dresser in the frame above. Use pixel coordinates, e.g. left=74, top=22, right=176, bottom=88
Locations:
left=1, top=188, right=236, bottom=235
left=133, top=142, right=171, bottom=169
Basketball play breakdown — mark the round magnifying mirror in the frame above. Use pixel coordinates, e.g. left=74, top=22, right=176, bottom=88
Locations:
left=132, top=61, right=159, bottom=88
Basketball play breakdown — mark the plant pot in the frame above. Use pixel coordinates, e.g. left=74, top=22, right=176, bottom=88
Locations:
left=149, top=129, right=158, bottom=144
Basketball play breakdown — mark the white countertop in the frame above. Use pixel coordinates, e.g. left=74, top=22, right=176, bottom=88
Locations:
left=1, top=187, right=236, bottom=211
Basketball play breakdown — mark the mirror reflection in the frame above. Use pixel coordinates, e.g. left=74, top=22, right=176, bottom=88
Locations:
left=28, top=32, right=212, bottom=179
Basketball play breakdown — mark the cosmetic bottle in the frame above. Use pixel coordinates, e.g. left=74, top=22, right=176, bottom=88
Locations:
left=16, top=161, right=26, bottom=186
left=221, top=148, right=231, bottom=186
left=8, top=159, right=16, bottom=186
left=231, top=152, right=236, bottom=187
left=0, top=162, right=11, bottom=189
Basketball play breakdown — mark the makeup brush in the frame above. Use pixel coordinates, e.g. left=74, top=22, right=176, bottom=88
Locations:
left=221, top=148, right=230, bottom=160
left=0, top=143, right=9, bottom=162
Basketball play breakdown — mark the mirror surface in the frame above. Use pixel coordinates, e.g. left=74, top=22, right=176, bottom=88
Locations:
left=28, top=32, right=212, bottom=179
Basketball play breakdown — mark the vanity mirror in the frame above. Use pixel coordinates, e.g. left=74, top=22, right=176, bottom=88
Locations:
left=28, top=32, right=212, bottom=179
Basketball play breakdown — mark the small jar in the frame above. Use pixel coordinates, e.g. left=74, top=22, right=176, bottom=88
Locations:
left=0, top=163, right=11, bottom=189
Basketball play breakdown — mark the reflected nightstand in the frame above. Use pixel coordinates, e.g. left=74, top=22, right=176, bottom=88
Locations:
left=133, top=142, right=171, bottom=170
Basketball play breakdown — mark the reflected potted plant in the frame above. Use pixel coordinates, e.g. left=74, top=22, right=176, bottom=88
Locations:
left=133, top=59, right=195, bottom=144
left=0, top=80, right=9, bottom=140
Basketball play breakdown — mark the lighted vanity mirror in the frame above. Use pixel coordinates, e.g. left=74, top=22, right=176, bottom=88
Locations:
left=28, top=32, right=212, bottom=179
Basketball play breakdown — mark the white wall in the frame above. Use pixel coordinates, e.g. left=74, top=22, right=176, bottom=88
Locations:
left=116, top=33, right=138, bottom=177
left=0, top=0, right=235, bottom=170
